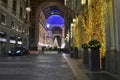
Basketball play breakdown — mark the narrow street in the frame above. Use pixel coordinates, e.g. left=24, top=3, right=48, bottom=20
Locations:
left=0, top=54, right=76, bottom=80
left=0, top=52, right=119, bottom=80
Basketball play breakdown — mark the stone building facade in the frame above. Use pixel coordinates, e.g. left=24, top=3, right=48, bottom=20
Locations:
left=0, top=0, right=30, bottom=56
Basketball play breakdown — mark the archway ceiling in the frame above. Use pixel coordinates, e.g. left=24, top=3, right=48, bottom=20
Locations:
left=51, top=27, right=62, bottom=34
left=40, top=2, right=65, bottom=19
left=43, top=6, right=64, bottom=19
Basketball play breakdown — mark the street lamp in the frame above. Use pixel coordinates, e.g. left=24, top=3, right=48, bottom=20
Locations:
left=26, top=7, right=31, bottom=12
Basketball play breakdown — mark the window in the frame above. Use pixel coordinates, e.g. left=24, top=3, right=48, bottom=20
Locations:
left=11, top=20, right=15, bottom=29
left=19, top=24, right=22, bottom=32
left=26, top=13, right=28, bottom=20
left=2, top=0, right=8, bottom=8
left=20, top=7, right=23, bottom=17
left=1, top=13, right=6, bottom=25
left=18, top=36, right=22, bottom=41
left=32, top=7, right=35, bottom=16
left=12, top=0, right=17, bottom=14
left=10, top=34, right=16, bottom=40
left=0, top=32, right=6, bottom=38
left=2, top=0, right=7, bottom=3
left=64, top=0, right=67, bottom=5
left=15, top=26, right=18, bottom=31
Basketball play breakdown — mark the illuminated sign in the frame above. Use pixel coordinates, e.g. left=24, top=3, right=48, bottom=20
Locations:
left=10, top=40, right=16, bottom=44
left=0, top=38, right=6, bottom=42
left=18, top=41, right=22, bottom=44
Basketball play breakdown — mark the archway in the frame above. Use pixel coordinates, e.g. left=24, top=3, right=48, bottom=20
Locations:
left=46, top=15, right=64, bottom=48
left=46, top=15, right=64, bottom=30
left=30, top=1, right=66, bottom=50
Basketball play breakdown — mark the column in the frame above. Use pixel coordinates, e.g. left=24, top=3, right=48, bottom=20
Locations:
left=113, top=0, right=120, bottom=51
left=5, top=33, right=10, bottom=56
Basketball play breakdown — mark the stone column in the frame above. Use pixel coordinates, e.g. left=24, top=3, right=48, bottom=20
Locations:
left=5, top=33, right=10, bottom=56
left=113, top=0, right=120, bottom=51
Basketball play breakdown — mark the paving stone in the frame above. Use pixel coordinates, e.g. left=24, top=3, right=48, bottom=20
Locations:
left=0, top=54, right=76, bottom=80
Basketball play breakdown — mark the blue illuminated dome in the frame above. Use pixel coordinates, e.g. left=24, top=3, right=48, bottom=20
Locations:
left=46, top=15, right=64, bottom=29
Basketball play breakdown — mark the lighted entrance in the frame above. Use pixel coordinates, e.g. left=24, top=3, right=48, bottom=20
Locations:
left=46, top=15, right=64, bottom=48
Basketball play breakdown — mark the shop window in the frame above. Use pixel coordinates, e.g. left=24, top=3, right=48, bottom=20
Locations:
left=18, top=36, right=22, bottom=41
left=1, top=13, right=6, bottom=25
left=0, top=32, right=6, bottom=43
left=0, top=42, right=6, bottom=55
left=0, top=32, right=6, bottom=38
left=17, top=36, right=22, bottom=45
left=10, top=34, right=16, bottom=44
left=10, top=34, right=16, bottom=40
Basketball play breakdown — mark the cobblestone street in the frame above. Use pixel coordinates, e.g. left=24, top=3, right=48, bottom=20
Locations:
left=0, top=54, right=76, bottom=80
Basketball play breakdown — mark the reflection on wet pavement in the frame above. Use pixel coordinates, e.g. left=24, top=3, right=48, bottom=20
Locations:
left=0, top=54, right=76, bottom=80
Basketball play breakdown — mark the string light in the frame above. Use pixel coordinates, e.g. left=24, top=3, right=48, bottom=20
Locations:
left=80, top=0, right=106, bottom=58
left=81, top=0, right=86, bottom=5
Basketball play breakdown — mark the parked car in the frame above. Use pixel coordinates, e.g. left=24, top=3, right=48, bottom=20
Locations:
left=8, top=47, right=29, bottom=56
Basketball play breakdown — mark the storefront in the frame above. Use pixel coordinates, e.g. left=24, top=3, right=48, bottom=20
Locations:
left=9, top=34, right=16, bottom=49
left=0, top=31, right=6, bottom=56
left=17, top=36, right=22, bottom=47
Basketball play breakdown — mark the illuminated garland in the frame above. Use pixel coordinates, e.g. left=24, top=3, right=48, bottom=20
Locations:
left=90, top=0, right=106, bottom=58
left=72, top=0, right=107, bottom=58
left=80, top=10, right=92, bottom=43
left=79, top=0, right=106, bottom=58
left=73, top=17, right=81, bottom=48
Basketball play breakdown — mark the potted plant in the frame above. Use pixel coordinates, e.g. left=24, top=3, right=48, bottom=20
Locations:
left=70, top=46, right=74, bottom=58
left=88, top=39, right=101, bottom=71
left=82, top=43, right=89, bottom=49
left=74, top=47, right=79, bottom=58
left=82, top=43, right=89, bottom=64
left=88, top=39, right=101, bottom=49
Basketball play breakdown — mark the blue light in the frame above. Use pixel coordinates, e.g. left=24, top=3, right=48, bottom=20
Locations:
left=46, top=24, right=50, bottom=28
left=46, top=15, right=64, bottom=29
left=16, top=50, right=21, bottom=53
left=51, top=9, right=60, bottom=12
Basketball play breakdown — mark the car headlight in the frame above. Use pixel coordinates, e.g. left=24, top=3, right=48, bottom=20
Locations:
left=16, top=50, right=21, bottom=53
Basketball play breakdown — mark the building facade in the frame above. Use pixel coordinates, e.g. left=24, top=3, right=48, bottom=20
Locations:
left=0, top=0, right=30, bottom=56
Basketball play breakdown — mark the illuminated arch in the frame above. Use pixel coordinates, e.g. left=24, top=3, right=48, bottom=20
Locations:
left=46, top=15, right=64, bottom=30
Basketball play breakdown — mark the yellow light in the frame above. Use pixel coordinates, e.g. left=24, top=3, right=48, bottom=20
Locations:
left=81, top=0, right=86, bottom=5
left=71, top=23, right=74, bottom=27
left=73, top=18, right=76, bottom=23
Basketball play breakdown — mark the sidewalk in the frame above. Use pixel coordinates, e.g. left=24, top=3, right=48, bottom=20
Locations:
left=63, top=54, right=119, bottom=80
